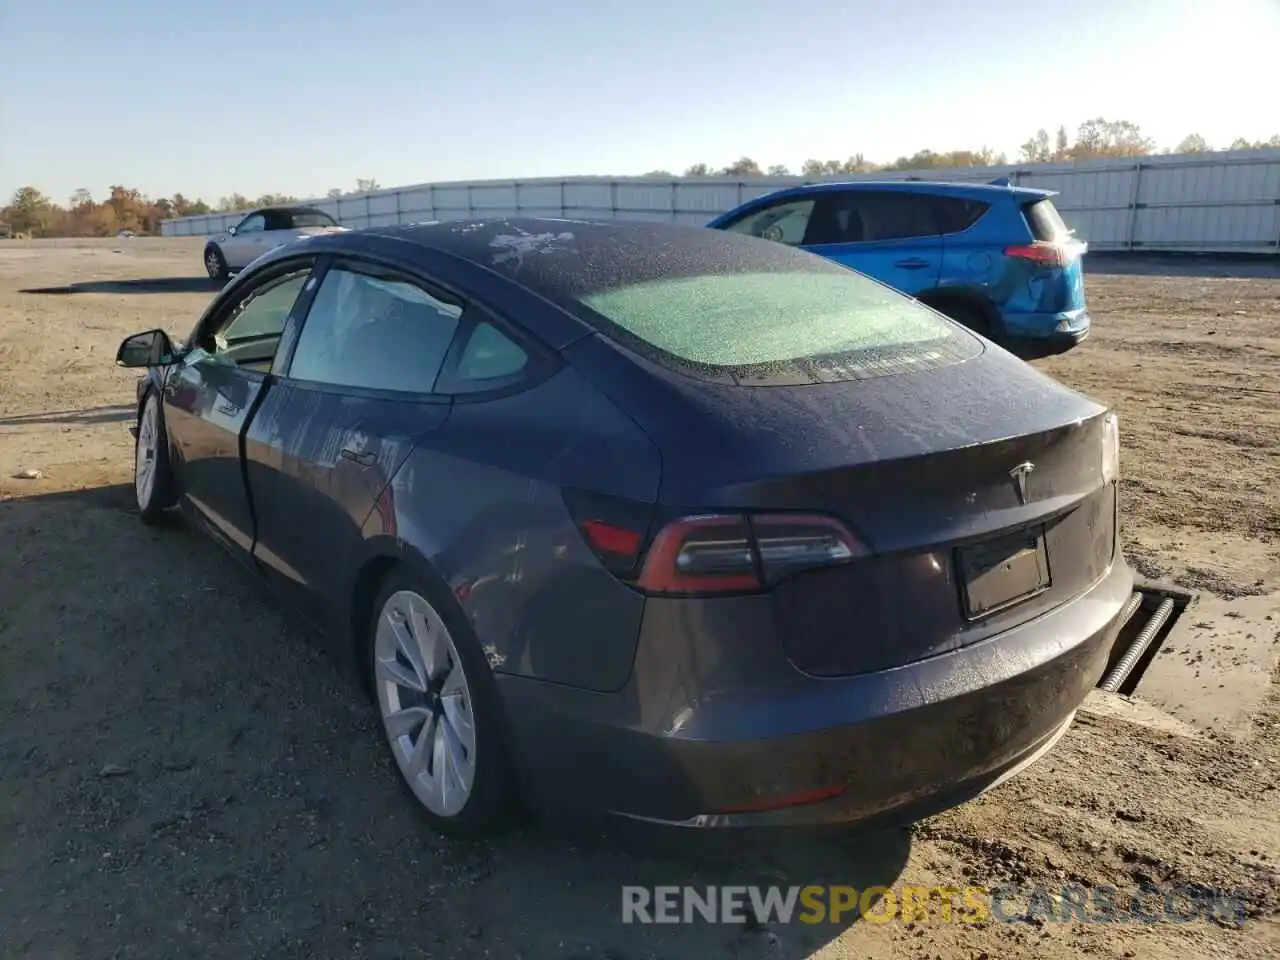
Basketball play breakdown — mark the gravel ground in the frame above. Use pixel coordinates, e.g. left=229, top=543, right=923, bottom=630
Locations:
left=1, top=239, right=1277, bottom=959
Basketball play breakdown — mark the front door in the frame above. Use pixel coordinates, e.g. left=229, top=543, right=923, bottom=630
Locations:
left=163, top=262, right=317, bottom=553
left=802, top=190, right=944, bottom=297
left=223, top=212, right=269, bottom=269
left=244, top=260, right=464, bottom=625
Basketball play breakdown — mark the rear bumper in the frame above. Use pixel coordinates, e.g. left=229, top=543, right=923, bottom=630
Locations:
left=498, top=557, right=1134, bottom=829
left=1001, top=308, right=1090, bottom=342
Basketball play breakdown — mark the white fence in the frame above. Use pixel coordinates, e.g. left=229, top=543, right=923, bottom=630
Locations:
left=161, top=148, right=1280, bottom=254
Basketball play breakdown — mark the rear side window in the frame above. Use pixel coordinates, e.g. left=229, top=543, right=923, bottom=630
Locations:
left=455, top=321, right=529, bottom=383
left=290, top=210, right=339, bottom=229
left=1023, top=198, right=1071, bottom=242
left=288, top=266, right=462, bottom=393
left=576, top=270, right=979, bottom=384
left=932, top=197, right=990, bottom=234
left=849, top=192, right=941, bottom=242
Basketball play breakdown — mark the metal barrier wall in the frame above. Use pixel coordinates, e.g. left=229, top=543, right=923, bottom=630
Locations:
left=160, top=148, right=1280, bottom=254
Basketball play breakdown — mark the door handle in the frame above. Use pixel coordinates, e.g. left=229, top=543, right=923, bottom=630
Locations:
left=340, top=448, right=377, bottom=467
left=894, top=258, right=931, bottom=269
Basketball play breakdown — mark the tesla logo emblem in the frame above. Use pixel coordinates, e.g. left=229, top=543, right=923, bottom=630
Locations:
left=1009, top=462, right=1035, bottom=505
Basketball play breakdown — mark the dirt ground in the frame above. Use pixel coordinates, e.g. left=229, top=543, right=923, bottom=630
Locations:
left=1, top=238, right=1277, bottom=959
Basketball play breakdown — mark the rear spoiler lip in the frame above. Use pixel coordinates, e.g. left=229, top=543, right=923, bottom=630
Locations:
left=988, top=177, right=1059, bottom=200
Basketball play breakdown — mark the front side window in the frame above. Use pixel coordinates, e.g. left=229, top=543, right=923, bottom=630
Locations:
left=236, top=213, right=265, bottom=234
left=576, top=268, right=978, bottom=384
left=719, top=198, right=816, bottom=246
left=219, top=272, right=309, bottom=344
left=189, top=268, right=311, bottom=371
left=288, top=266, right=463, bottom=393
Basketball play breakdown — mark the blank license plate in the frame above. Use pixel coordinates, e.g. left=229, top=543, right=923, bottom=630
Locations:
left=957, top=527, right=1051, bottom=619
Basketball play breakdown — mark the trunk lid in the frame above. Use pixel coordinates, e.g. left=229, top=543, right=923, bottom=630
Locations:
left=567, top=334, right=1116, bottom=676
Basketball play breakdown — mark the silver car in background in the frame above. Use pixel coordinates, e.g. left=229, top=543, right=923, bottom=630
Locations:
left=203, top=206, right=346, bottom=280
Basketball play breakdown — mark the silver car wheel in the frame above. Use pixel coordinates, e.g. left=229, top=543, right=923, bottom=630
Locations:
left=374, top=589, right=477, bottom=818
left=135, top=395, right=158, bottom=509
left=205, top=247, right=222, bottom=278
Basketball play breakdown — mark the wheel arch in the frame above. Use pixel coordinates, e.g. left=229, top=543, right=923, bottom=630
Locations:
left=134, top=368, right=166, bottom=417
left=347, top=540, right=462, bottom=697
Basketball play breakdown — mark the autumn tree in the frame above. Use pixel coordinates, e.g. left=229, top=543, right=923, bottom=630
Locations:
left=1071, top=117, right=1155, bottom=159
left=1229, top=135, right=1280, bottom=149
left=1020, top=129, right=1052, bottom=163
left=1175, top=134, right=1211, bottom=154
left=1054, top=126, right=1071, bottom=160
left=7, top=187, right=54, bottom=235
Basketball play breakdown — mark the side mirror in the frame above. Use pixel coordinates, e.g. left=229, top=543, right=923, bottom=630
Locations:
left=227, top=225, right=238, bottom=236
left=116, top=329, right=177, bottom=367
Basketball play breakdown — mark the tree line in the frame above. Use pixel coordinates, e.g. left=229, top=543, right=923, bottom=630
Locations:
left=645, top=120, right=1280, bottom=178
left=4, top=119, right=1278, bottom=238
left=0, top=179, right=385, bottom=239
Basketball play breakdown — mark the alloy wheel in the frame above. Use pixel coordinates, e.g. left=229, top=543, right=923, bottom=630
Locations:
left=374, top=589, right=478, bottom=817
left=135, top=397, right=158, bottom=508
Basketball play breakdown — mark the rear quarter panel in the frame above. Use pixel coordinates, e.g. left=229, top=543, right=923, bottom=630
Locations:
left=936, top=204, right=1019, bottom=310
left=362, top=366, right=662, bottom=693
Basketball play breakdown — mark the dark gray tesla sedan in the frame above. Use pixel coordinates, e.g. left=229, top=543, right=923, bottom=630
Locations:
left=115, top=218, right=1131, bottom=839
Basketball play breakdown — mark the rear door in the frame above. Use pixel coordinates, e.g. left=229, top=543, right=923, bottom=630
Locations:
left=243, top=257, right=464, bottom=624
left=802, top=190, right=944, bottom=296
left=162, top=258, right=318, bottom=553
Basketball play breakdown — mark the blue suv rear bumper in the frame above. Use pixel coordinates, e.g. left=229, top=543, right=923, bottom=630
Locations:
left=1000, top=308, right=1091, bottom=353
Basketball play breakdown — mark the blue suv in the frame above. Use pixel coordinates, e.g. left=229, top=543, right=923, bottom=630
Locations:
left=707, top=180, right=1090, bottom=354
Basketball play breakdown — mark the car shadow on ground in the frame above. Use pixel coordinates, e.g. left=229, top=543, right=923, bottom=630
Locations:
left=0, top=404, right=135, bottom=427
left=0, top=482, right=914, bottom=960
left=19, top=277, right=222, bottom=296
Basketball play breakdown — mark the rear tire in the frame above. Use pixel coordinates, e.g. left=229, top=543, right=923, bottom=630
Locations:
left=134, top=391, right=176, bottom=524
left=204, top=244, right=229, bottom=281
left=367, top=567, right=516, bottom=840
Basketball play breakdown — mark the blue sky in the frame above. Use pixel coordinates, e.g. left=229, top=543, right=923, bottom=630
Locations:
left=2, top=0, right=1277, bottom=205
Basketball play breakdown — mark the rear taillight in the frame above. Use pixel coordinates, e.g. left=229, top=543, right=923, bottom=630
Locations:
left=640, top=513, right=864, bottom=595
left=563, top=490, right=866, bottom=596
left=585, top=512, right=865, bottom=596
left=1005, top=242, right=1071, bottom=268
left=636, top=515, right=761, bottom=594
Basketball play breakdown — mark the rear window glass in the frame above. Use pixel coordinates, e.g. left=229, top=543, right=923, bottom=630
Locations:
left=577, top=270, right=980, bottom=385
left=289, top=210, right=339, bottom=228
left=1023, top=199, right=1071, bottom=242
